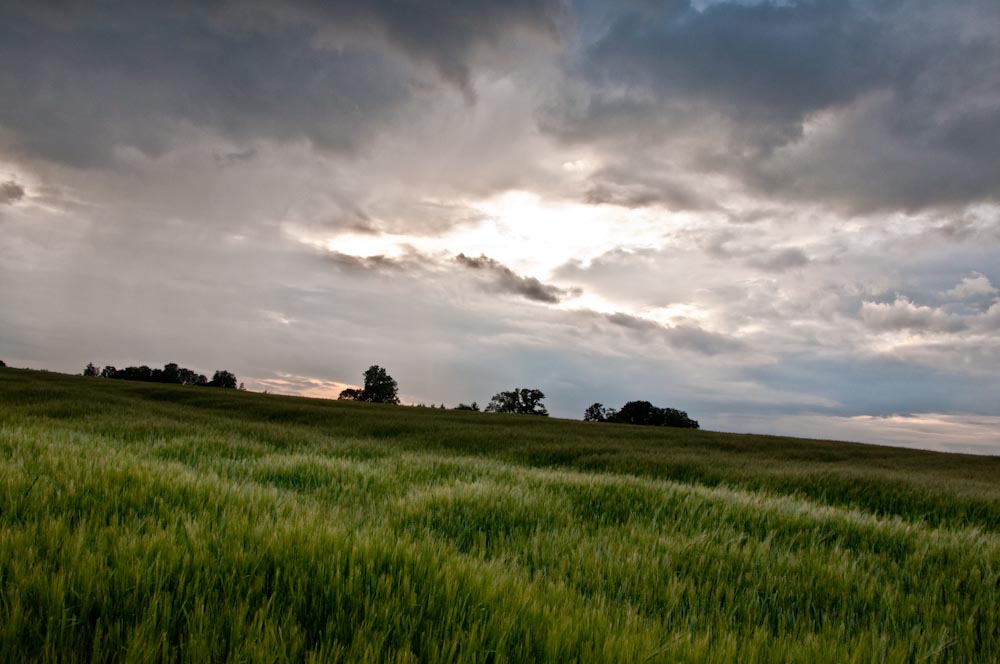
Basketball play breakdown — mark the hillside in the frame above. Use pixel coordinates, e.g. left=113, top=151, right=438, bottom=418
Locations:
left=1, top=368, right=999, bottom=661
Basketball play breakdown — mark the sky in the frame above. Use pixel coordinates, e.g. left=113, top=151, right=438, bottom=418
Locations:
left=1, top=0, right=998, bottom=455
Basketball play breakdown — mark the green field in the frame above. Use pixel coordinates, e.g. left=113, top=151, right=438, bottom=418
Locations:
left=1, top=368, right=999, bottom=662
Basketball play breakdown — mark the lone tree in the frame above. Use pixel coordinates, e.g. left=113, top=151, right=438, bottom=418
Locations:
left=606, top=400, right=699, bottom=429
left=339, top=365, right=399, bottom=404
left=83, top=362, right=100, bottom=377
left=208, top=370, right=238, bottom=389
left=485, top=388, right=549, bottom=416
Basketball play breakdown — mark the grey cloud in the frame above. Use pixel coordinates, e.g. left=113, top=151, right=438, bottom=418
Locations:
left=456, top=253, right=578, bottom=304
left=322, top=249, right=580, bottom=306
left=605, top=311, right=745, bottom=356
left=585, top=1, right=878, bottom=136
left=0, top=181, right=25, bottom=205
left=861, top=297, right=968, bottom=334
left=936, top=211, right=1000, bottom=243
left=746, top=247, right=810, bottom=273
left=323, top=249, right=434, bottom=275
left=706, top=232, right=811, bottom=273
left=551, top=0, right=1000, bottom=212
left=214, top=148, right=257, bottom=166
left=268, top=0, right=567, bottom=100
left=0, top=4, right=408, bottom=166
left=0, top=0, right=563, bottom=167
left=584, top=164, right=717, bottom=210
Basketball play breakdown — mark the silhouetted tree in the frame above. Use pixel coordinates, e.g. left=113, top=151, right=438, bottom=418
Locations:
left=83, top=362, right=100, bottom=377
left=208, top=370, right=238, bottom=388
left=455, top=402, right=480, bottom=411
left=485, top=388, right=548, bottom=416
left=337, top=366, right=400, bottom=403
left=159, top=362, right=180, bottom=383
left=363, top=365, right=399, bottom=404
left=97, top=362, right=208, bottom=385
left=607, top=400, right=699, bottom=429
left=583, top=402, right=612, bottom=422
left=0, top=360, right=6, bottom=368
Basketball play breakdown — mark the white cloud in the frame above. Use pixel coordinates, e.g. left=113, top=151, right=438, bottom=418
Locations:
left=943, top=272, right=998, bottom=300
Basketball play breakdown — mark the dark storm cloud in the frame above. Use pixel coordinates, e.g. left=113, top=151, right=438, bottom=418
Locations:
left=553, top=0, right=1000, bottom=212
left=456, top=253, right=578, bottom=304
left=584, top=1, right=878, bottom=134
left=0, top=0, right=564, bottom=166
left=0, top=181, right=25, bottom=205
left=268, top=0, right=567, bottom=99
left=0, top=5, right=405, bottom=165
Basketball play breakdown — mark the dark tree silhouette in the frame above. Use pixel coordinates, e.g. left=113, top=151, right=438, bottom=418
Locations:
left=338, top=388, right=363, bottom=401
left=485, top=388, right=548, bottom=416
left=606, top=400, right=699, bottom=429
left=97, top=362, right=207, bottom=385
left=83, top=362, right=100, bottom=377
left=159, top=362, right=181, bottom=383
left=454, top=402, right=480, bottom=411
left=0, top=360, right=6, bottom=368
left=208, top=370, right=238, bottom=388
left=361, top=365, right=399, bottom=404
left=338, top=365, right=399, bottom=404
left=583, top=402, right=612, bottom=422
left=177, top=367, right=208, bottom=386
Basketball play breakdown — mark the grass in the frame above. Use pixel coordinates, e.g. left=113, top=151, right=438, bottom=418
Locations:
left=1, top=368, right=999, bottom=662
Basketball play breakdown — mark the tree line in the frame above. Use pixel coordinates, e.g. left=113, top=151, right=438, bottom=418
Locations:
left=82, top=362, right=242, bottom=389
left=2, top=358, right=700, bottom=429
left=337, top=365, right=698, bottom=429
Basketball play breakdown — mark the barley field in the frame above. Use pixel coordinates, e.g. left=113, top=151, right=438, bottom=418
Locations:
left=1, top=368, right=998, bottom=662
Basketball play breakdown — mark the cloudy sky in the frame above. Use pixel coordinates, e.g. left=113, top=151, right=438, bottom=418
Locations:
left=2, top=0, right=999, bottom=454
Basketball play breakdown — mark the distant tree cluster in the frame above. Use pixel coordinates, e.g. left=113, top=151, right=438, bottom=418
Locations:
left=82, top=355, right=699, bottom=430
left=84, top=362, right=240, bottom=389
left=584, top=400, right=699, bottom=429
left=484, top=388, right=549, bottom=416
left=0, top=360, right=6, bottom=368
left=338, top=365, right=400, bottom=404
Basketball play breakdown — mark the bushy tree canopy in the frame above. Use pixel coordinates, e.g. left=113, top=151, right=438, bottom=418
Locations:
left=91, top=362, right=221, bottom=388
left=208, top=370, right=238, bottom=389
left=338, top=365, right=399, bottom=404
left=485, top=388, right=548, bottom=416
left=604, top=400, right=699, bottom=429
left=583, top=402, right=611, bottom=422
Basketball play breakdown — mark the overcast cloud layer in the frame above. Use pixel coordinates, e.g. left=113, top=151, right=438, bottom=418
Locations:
left=1, top=0, right=998, bottom=453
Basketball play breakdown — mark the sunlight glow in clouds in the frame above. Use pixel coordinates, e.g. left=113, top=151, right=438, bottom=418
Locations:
left=288, top=190, right=695, bottom=280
